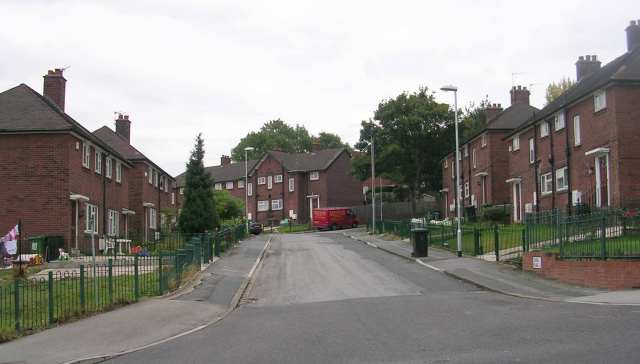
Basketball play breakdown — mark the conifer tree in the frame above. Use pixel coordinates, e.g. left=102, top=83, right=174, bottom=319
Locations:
left=179, top=133, right=218, bottom=234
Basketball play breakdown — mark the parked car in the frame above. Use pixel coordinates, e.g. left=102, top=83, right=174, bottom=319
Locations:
left=249, top=222, right=263, bottom=235
left=312, top=208, right=359, bottom=230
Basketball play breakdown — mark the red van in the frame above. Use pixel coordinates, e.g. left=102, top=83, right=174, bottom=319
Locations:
left=312, top=208, right=359, bottom=230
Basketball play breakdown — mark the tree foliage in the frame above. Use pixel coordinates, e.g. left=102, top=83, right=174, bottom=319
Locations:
left=214, top=190, right=245, bottom=221
left=461, top=97, right=490, bottom=140
left=178, top=134, right=219, bottom=234
left=354, top=88, right=455, bottom=215
left=231, top=119, right=348, bottom=161
left=546, top=78, right=575, bottom=104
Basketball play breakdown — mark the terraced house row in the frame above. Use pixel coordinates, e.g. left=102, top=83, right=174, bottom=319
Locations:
left=0, top=69, right=175, bottom=254
left=442, top=20, right=640, bottom=222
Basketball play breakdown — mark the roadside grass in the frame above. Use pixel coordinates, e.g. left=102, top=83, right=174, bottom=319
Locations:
left=276, top=223, right=311, bottom=234
left=541, top=234, right=640, bottom=258
left=0, top=266, right=46, bottom=286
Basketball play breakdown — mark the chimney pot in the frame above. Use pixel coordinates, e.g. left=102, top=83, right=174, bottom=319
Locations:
left=115, top=113, right=131, bottom=144
left=42, top=68, right=66, bottom=111
left=510, top=84, right=531, bottom=106
left=576, top=54, right=602, bottom=81
left=221, top=155, right=231, bottom=166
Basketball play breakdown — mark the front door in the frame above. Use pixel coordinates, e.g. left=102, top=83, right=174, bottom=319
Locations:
left=595, top=155, right=610, bottom=208
left=512, top=182, right=522, bottom=223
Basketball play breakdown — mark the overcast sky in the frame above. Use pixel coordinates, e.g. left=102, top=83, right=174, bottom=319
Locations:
left=1, top=0, right=637, bottom=175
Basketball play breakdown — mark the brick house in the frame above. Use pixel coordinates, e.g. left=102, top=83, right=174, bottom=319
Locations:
left=441, top=86, right=538, bottom=219
left=175, top=148, right=362, bottom=224
left=505, top=21, right=640, bottom=221
left=93, top=115, right=175, bottom=241
left=0, top=70, right=134, bottom=253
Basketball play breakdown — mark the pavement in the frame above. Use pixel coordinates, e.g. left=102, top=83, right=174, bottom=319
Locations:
left=0, top=234, right=270, bottom=364
left=345, top=228, right=640, bottom=305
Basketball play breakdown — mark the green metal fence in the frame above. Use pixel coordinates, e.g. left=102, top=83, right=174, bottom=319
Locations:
left=0, top=223, right=248, bottom=337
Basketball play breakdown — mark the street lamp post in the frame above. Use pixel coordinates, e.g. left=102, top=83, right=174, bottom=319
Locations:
left=244, top=147, right=255, bottom=234
left=441, top=85, right=462, bottom=257
left=371, top=135, right=375, bottom=234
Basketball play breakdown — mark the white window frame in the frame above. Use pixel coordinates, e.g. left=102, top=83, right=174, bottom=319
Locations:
left=214, top=183, right=222, bottom=190
left=149, top=208, right=157, bottom=229
left=108, top=209, right=119, bottom=237
left=105, top=157, right=112, bottom=179
left=444, top=159, right=448, bottom=168
left=95, top=150, right=102, bottom=174
left=85, top=203, right=98, bottom=233
left=257, top=200, right=269, bottom=212
left=257, top=176, right=266, bottom=185
left=274, top=174, right=283, bottom=183
left=247, top=182, right=253, bottom=196
left=472, top=148, right=476, bottom=168
left=556, top=167, right=568, bottom=191
left=153, top=170, right=158, bottom=187
left=82, top=143, right=91, bottom=168
left=225, top=181, right=234, bottom=190
left=289, top=177, right=295, bottom=192
left=554, top=111, right=565, bottom=131
left=115, top=161, right=122, bottom=183
left=463, top=144, right=469, bottom=157
left=464, top=182, right=470, bottom=198
left=171, top=192, right=175, bottom=205
left=540, top=122, right=549, bottom=138
left=267, top=175, right=273, bottom=189
left=164, top=177, right=169, bottom=192
left=148, top=166, right=153, bottom=184
left=237, top=179, right=245, bottom=189
left=529, top=138, right=535, bottom=164
left=541, top=173, right=553, bottom=195
left=512, top=134, right=520, bottom=151
left=594, top=90, right=607, bottom=112
left=309, top=171, right=320, bottom=181
left=179, top=187, right=184, bottom=195
left=481, top=133, right=487, bottom=148
left=573, top=115, right=581, bottom=146
left=271, top=199, right=283, bottom=210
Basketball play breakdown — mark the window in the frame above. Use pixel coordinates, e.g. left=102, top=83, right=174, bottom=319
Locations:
left=179, top=187, right=184, bottom=195
left=274, top=174, right=283, bottom=183
left=258, top=176, right=266, bottom=185
left=257, top=200, right=269, bottom=212
left=247, top=182, right=253, bottom=196
left=444, top=159, right=448, bottom=168
left=85, top=203, right=98, bottom=233
left=512, top=134, right=520, bottom=151
left=573, top=115, right=581, bottom=146
left=594, top=90, right=607, bottom=112
left=271, top=199, right=283, bottom=210
left=529, top=138, right=535, bottom=164
left=237, top=179, right=245, bottom=189
left=556, top=167, right=568, bottom=191
left=464, top=182, right=470, bottom=198
left=481, top=133, right=487, bottom=147
left=171, top=192, right=175, bottom=205
left=540, top=122, right=550, bottom=138
left=105, top=157, right=112, bottom=178
left=95, top=151, right=102, bottom=174
left=148, top=166, right=153, bottom=184
left=554, top=111, right=565, bottom=131
left=463, top=145, right=469, bottom=157
left=115, top=162, right=122, bottom=183
left=225, top=181, right=234, bottom=190
left=153, top=170, right=158, bottom=187
left=160, top=213, right=166, bottom=229
left=289, top=177, right=295, bottom=192
left=149, top=208, right=157, bottom=229
left=108, top=210, right=119, bottom=237
left=451, top=161, right=455, bottom=178
left=214, top=183, right=222, bottom=190
left=472, top=148, right=476, bottom=168
left=82, top=143, right=91, bottom=168
left=541, top=173, right=553, bottom=194
left=164, top=177, right=169, bottom=192
left=310, top=171, right=319, bottom=181
left=267, top=175, right=273, bottom=189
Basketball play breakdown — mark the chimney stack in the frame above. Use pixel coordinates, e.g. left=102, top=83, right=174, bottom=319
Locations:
left=220, top=155, right=231, bottom=166
left=43, top=68, right=66, bottom=111
left=510, top=85, right=530, bottom=106
left=626, top=20, right=640, bottom=52
left=484, top=103, right=503, bottom=121
left=576, top=55, right=601, bottom=82
left=311, top=141, right=322, bottom=152
left=115, top=113, right=131, bottom=144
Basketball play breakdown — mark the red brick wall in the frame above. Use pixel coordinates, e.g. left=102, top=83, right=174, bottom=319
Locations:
left=128, top=161, right=173, bottom=239
left=253, top=155, right=288, bottom=224
left=326, top=151, right=362, bottom=208
left=523, top=252, right=640, bottom=289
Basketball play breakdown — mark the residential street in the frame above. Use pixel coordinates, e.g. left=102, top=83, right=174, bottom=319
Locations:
left=108, top=231, right=640, bottom=364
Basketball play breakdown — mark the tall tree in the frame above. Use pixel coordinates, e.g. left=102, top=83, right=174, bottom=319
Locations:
left=313, top=132, right=350, bottom=150
left=213, top=190, right=244, bottom=221
left=354, top=88, right=454, bottom=216
left=461, top=97, right=491, bottom=140
left=231, top=119, right=313, bottom=160
left=179, top=134, right=219, bottom=234
left=546, top=78, right=575, bottom=104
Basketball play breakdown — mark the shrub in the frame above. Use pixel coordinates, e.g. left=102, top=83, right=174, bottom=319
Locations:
left=480, top=205, right=510, bottom=224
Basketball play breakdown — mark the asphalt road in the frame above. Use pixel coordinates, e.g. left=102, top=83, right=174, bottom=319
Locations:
left=107, top=231, right=640, bottom=364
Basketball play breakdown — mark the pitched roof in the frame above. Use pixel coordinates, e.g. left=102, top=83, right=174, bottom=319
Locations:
left=509, top=47, right=640, bottom=136
left=175, top=159, right=259, bottom=187
left=93, top=126, right=174, bottom=179
left=0, top=84, right=130, bottom=164
left=267, top=148, right=345, bottom=172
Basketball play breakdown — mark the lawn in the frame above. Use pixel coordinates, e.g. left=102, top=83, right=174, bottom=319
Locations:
left=542, top=234, right=640, bottom=258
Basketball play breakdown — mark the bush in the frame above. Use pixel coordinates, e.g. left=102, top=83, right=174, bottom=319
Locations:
left=480, top=205, right=509, bottom=224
